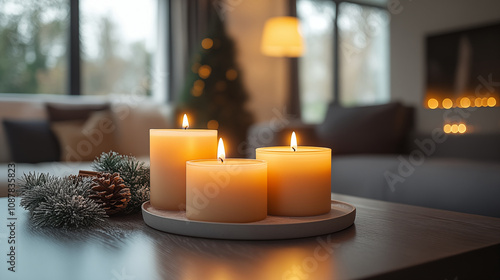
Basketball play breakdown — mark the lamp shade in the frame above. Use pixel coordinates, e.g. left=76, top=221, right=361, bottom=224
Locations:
left=261, top=16, right=304, bottom=57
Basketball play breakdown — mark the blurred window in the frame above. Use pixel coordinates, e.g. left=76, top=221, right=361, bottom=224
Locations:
left=0, top=0, right=68, bottom=94
left=297, top=0, right=335, bottom=124
left=338, top=2, right=389, bottom=106
left=0, top=0, right=161, bottom=96
left=81, top=0, right=157, bottom=95
left=297, top=0, right=389, bottom=123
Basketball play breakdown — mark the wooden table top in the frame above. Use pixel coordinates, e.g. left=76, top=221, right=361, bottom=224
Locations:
left=0, top=194, right=499, bottom=280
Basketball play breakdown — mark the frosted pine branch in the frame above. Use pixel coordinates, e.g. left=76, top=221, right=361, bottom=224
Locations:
left=19, top=174, right=107, bottom=228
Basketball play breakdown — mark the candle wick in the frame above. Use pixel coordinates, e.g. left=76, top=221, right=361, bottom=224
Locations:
left=183, top=126, right=188, bottom=130
left=219, top=157, right=224, bottom=163
left=292, top=147, right=296, bottom=152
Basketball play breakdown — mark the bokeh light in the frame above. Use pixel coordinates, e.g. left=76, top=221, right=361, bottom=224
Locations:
left=475, top=97, right=482, bottom=107
left=481, top=97, right=488, bottom=107
left=443, top=124, right=451, bottom=133
left=442, top=98, right=453, bottom=109
left=198, top=65, right=212, bottom=79
left=459, top=97, right=470, bottom=108
left=487, top=97, right=497, bottom=107
left=201, top=38, right=214, bottom=49
left=226, top=69, right=238, bottom=81
left=427, top=98, right=438, bottom=109
left=458, top=123, right=467, bottom=133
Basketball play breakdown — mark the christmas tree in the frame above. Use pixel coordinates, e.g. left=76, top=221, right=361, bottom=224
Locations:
left=177, top=13, right=253, bottom=157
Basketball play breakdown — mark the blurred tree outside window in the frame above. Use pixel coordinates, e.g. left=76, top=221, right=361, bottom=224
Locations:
left=297, top=0, right=335, bottom=124
left=297, top=0, right=389, bottom=124
left=81, top=0, right=156, bottom=96
left=0, top=0, right=68, bottom=94
left=338, top=2, right=389, bottom=107
left=0, top=0, right=157, bottom=95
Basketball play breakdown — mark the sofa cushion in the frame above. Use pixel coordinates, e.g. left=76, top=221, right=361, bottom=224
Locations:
left=46, top=103, right=110, bottom=122
left=51, top=111, right=117, bottom=162
left=0, top=100, right=47, bottom=163
left=112, top=101, right=172, bottom=157
left=3, top=119, right=60, bottom=163
left=316, top=102, right=413, bottom=155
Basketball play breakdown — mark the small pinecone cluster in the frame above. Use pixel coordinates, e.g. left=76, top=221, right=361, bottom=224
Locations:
left=89, top=172, right=131, bottom=215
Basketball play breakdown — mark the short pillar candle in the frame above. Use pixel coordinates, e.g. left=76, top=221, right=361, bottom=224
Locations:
left=256, top=132, right=331, bottom=216
left=186, top=139, right=267, bottom=223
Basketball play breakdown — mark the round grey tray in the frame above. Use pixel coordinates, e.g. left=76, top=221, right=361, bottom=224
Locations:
left=142, top=200, right=356, bottom=240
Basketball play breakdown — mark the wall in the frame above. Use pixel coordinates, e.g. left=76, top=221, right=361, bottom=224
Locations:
left=390, top=0, right=500, bottom=133
left=225, top=0, right=288, bottom=123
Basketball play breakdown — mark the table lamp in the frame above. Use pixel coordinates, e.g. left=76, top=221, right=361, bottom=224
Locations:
left=261, top=16, right=304, bottom=118
left=261, top=16, right=304, bottom=57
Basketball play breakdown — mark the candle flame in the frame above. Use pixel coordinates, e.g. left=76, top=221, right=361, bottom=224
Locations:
left=218, top=138, right=225, bottom=163
left=182, top=114, right=189, bottom=129
left=291, top=131, right=297, bottom=152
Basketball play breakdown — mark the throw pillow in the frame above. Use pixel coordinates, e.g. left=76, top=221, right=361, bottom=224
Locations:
left=3, top=119, right=60, bottom=163
left=46, top=103, right=110, bottom=122
left=51, top=111, right=118, bottom=162
left=112, top=102, right=171, bottom=157
left=316, top=102, right=413, bottom=155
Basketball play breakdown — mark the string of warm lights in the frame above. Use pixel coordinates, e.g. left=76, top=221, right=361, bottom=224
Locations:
left=427, top=97, right=497, bottom=109
left=443, top=123, right=467, bottom=134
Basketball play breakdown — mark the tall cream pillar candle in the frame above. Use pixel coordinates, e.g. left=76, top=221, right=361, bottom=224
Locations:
left=256, top=132, right=331, bottom=216
left=150, top=115, right=217, bottom=210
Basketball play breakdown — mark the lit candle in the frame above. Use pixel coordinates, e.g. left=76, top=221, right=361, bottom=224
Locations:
left=256, top=132, right=331, bottom=216
left=186, top=138, right=267, bottom=223
left=150, top=114, right=217, bottom=210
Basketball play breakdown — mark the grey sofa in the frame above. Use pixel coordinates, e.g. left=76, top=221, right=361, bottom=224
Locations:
left=247, top=102, right=500, bottom=218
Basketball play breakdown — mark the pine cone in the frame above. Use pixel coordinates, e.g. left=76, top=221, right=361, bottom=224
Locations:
left=89, top=172, right=131, bottom=215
